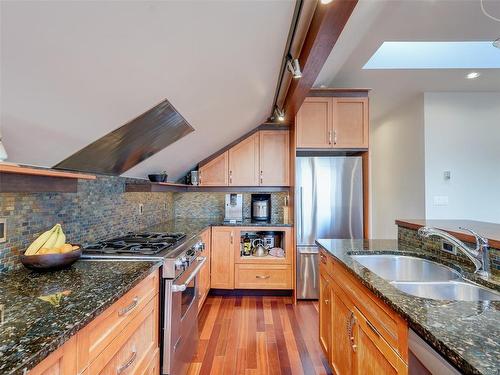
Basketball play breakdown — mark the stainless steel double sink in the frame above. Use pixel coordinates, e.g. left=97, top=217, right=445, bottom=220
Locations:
left=350, top=254, right=500, bottom=301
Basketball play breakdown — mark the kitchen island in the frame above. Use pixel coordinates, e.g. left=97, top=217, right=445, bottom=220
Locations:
left=316, top=238, right=500, bottom=375
left=0, top=260, right=161, bottom=375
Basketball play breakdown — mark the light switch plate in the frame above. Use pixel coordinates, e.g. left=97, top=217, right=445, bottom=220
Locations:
left=433, top=196, right=449, bottom=206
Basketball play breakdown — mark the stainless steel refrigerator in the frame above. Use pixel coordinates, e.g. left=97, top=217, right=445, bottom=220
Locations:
left=295, top=156, right=364, bottom=299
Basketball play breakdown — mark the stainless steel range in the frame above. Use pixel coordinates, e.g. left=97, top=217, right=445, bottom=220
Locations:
left=83, top=231, right=206, bottom=375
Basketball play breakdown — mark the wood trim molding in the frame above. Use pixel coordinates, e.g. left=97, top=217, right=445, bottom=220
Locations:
left=308, top=88, right=371, bottom=97
left=283, top=0, right=358, bottom=123
left=0, top=164, right=95, bottom=180
left=125, top=182, right=290, bottom=193
left=198, top=124, right=290, bottom=168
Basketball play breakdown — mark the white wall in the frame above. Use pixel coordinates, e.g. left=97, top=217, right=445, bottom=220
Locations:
left=424, top=92, right=500, bottom=222
left=370, top=94, right=426, bottom=238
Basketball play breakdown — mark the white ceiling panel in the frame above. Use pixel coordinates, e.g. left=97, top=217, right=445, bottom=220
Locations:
left=0, top=0, right=295, bottom=180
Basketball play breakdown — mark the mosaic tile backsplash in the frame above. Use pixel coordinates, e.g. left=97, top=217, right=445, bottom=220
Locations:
left=398, top=226, right=500, bottom=274
left=0, top=176, right=174, bottom=271
left=173, top=192, right=288, bottom=222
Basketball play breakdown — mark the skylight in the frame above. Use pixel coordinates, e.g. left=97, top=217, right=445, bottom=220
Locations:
left=363, top=41, right=500, bottom=69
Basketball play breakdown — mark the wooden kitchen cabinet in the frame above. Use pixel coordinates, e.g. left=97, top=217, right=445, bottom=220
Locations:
left=296, top=97, right=333, bottom=148
left=319, top=273, right=332, bottom=357
left=198, top=129, right=290, bottom=187
left=198, top=228, right=211, bottom=311
left=319, top=253, right=408, bottom=375
left=211, top=226, right=293, bottom=290
left=331, top=284, right=357, bottom=375
left=28, top=336, right=77, bottom=375
left=259, top=130, right=289, bottom=186
left=30, top=270, right=160, bottom=375
left=89, top=297, right=158, bottom=374
left=199, top=151, right=228, bottom=186
left=333, top=97, right=369, bottom=149
left=234, top=264, right=292, bottom=289
left=210, top=227, right=236, bottom=289
left=354, top=307, right=408, bottom=375
left=296, top=96, right=369, bottom=149
left=229, top=132, right=260, bottom=186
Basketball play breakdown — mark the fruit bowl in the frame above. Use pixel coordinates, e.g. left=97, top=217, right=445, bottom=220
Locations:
left=20, top=245, right=82, bottom=271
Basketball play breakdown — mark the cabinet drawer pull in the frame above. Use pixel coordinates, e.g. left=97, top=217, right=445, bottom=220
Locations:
left=333, top=130, right=337, bottom=145
left=366, top=319, right=381, bottom=337
left=328, top=130, right=332, bottom=145
left=118, top=297, right=138, bottom=317
left=117, top=346, right=137, bottom=374
left=346, top=311, right=357, bottom=352
left=256, top=275, right=270, bottom=279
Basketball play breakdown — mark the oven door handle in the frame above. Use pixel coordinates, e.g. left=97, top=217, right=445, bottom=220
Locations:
left=171, top=256, right=207, bottom=292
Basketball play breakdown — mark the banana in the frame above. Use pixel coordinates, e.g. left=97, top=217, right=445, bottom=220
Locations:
left=54, top=226, right=66, bottom=249
left=25, top=225, right=58, bottom=255
left=42, top=225, right=61, bottom=250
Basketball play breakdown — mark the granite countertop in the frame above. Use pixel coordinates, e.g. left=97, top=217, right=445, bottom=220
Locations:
left=0, top=260, right=161, bottom=375
left=316, top=239, right=500, bottom=375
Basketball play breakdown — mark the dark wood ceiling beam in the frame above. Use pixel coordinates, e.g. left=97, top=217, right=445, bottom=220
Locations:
left=283, top=0, right=358, bottom=122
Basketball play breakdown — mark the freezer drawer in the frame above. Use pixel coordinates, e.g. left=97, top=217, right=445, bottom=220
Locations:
left=296, top=246, right=319, bottom=299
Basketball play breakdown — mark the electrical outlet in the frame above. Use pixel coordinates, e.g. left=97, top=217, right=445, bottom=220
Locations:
left=441, top=241, right=457, bottom=255
left=0, top=218, right=6, bottom=243
left=138, top=204, right=144, bottom=215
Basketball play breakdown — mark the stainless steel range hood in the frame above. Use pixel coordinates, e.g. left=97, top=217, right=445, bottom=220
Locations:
left=54, top=99, right=194, bottom=175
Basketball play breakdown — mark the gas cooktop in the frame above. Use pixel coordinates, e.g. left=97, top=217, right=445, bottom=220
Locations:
left=84, top=232, right=186, bottom=255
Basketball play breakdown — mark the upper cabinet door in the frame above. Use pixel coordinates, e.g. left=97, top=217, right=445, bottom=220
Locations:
left=228, top=133, right=259, bottom=186
left=333, top=97, right=369, bottom=149
left=296, top=97, right=333, bottom=148
left=199, top=151, right=228, bottom=186
left=259, top=130, right=290, bottom=186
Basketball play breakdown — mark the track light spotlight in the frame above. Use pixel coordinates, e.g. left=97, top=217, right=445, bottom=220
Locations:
left=494, top=37, right=500, bottom=49
left=274, top=107, right=285, bottom=122
left=286, top=57, right=302, bottom=79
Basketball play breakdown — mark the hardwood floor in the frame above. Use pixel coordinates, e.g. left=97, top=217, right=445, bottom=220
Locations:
left=187, top=295, right=333, bottom=375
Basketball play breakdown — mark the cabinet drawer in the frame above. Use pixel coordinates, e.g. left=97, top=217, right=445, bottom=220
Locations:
left=235, top=264, right=292, bottom=289
left=77, top=271, right=159, bottom=371
left=89, top=296, right=159, bottom=375
left=332, top=259, right=408, bottom=362
left=140, top=349, right=160, bottom=375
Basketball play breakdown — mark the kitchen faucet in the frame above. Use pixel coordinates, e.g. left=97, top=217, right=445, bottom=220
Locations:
left=418, top=226, right=491, bottom=278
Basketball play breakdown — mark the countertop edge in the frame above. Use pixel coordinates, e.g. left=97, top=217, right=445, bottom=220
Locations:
left=11, top=261, right=162, bottom=375
left=316, top=240, right=484, bottom=375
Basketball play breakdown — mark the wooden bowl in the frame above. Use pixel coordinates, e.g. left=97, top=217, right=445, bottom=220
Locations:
left=20, top=246, right=82, bottom=271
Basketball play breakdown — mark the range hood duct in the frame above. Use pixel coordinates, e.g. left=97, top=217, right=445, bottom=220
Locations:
left=54, top=99, right=194, bottom=176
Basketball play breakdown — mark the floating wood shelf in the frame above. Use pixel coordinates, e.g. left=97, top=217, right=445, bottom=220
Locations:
left=0, top=164, right=96, bottom=193
left=125, top=182, right=290, bottom=193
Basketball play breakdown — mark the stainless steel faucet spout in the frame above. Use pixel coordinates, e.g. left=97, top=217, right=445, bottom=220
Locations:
left=417, top=226, right=490, bottom=278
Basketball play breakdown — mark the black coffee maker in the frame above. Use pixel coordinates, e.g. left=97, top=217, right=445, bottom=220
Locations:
left=251, top=194, right=271, bottom=222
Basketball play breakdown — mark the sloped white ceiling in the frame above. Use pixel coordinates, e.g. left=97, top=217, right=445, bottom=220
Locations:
left=0, top=0, right=295, bottom=180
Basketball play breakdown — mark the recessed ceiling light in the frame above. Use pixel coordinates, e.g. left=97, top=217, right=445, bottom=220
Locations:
left=466, top=72, right=481, bottom=79
left=320, top=0, right=333, bottom=4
